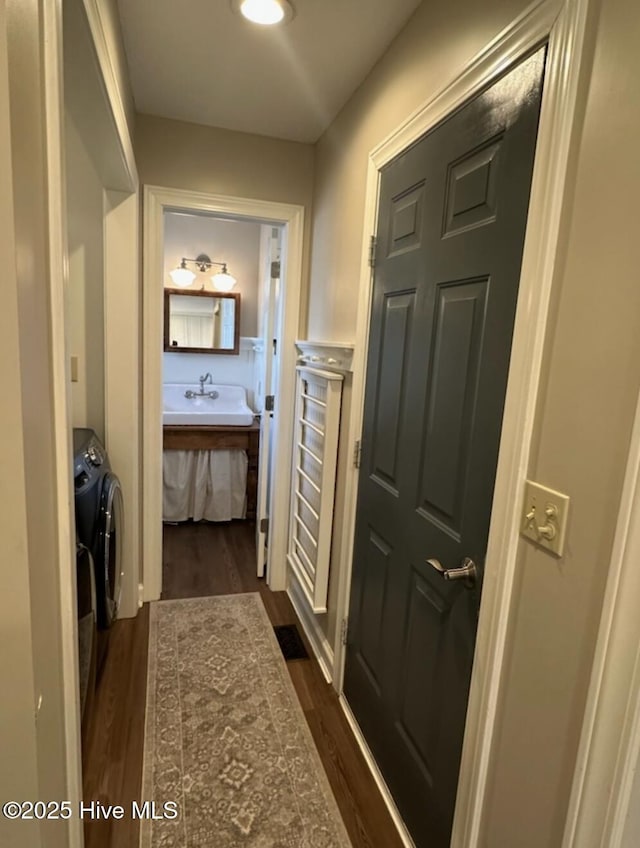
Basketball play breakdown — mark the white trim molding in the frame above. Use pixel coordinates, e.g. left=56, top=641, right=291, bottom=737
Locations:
left=81, top=0, right=137, bottom=188
left=287, top=577, right=335, bottom=684
left=295, top=339, right=355, bottom=374
left=104, top=190, right=140, bottom=620
left=563, top=390, right=640, bottom=848
left=331, top=0, right=593, bottom=845
left=339, top=696, right=416, bottom=848
left=43, top=1, right=83, bottom=843
left=142, top=186, right=304, bottom=599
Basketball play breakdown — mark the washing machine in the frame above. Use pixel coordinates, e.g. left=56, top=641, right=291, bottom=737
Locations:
left=73, top=428, right=124, bottom=633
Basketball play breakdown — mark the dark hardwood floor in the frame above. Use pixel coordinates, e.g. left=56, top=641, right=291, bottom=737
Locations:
left=82, top=604, right=149, bottom=848
left=83, top=520, right=404, bottom=848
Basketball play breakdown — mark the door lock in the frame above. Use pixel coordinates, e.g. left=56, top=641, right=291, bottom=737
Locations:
left=427, top=557, right=477, bottom=588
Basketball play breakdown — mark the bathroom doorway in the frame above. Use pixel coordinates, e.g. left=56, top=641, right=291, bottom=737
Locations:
left=160, top=209, right=282, bottom=580
left=142, top=186, right=305, bottom=603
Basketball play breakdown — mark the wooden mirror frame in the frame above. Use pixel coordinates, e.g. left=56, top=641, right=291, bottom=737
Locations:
left=163, top=288, right=241, bottom=355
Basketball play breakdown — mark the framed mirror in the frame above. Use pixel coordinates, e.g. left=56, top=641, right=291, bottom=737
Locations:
left=164, top=289, right=240, bottom=354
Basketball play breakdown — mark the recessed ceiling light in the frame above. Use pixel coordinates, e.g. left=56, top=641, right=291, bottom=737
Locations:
left=232, top=0, right=294, bottom=26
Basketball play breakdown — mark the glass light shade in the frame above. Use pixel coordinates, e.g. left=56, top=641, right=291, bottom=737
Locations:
left=239, top=0, right=286, bottom=25
left=169, top=266, right=196, bottom=287
left=211, top=271, right=237, bottom=292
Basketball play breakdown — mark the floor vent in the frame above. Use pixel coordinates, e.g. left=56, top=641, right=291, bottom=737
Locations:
left=273, top=624, right=309, bottom=661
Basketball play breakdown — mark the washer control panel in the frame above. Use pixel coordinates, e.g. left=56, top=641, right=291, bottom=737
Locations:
left=74, top=436, right=106, bottom=491
left=85, top=443, right=104, bottom=467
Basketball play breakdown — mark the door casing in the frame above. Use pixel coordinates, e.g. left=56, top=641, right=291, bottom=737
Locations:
left=256, top=224, right=282, bottom=578
left=331, top=0, right=593, bottom=844
left=142, top=186, right=304, bottom=600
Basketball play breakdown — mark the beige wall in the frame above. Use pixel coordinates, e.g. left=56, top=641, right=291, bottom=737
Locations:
left=136, top=114, right=314, bottom=207
left=66, top=115, right=106, bottom=439
left=64, top=0, right=140, bottom=446
left=0, top=4, right=41, bottom=845
left=482, top=0, right=640, bottom=842
left=308, top=0, right=640, bottom=845
left=135, top=114, right=315, bottom=329
left=308, top=0, right=530, bottom=341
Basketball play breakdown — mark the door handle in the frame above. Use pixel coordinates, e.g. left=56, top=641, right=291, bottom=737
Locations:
left=426, top=557, right=477, bottom=588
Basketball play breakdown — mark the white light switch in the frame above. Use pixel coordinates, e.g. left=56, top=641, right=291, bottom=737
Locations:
left=521, top=480, right=570, bottom=557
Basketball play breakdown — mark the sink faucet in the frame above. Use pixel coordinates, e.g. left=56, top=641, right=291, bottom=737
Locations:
left=199, top=372, right=213, bottom=394
left=184, top=373, right=218, bottom=400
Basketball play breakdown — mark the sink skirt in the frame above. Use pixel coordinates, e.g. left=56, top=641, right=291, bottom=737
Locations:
left=163, top=449, right=247, bottom=522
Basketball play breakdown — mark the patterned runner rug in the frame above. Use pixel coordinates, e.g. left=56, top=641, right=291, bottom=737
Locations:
left=141, top=593, right=351, bottom=847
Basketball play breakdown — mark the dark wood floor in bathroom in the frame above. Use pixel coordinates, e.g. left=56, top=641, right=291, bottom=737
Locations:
left=83, top=520, right=404, bottom=848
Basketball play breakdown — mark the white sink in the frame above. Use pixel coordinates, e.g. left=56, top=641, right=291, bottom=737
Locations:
left=163, top=383, right=254, bottom=426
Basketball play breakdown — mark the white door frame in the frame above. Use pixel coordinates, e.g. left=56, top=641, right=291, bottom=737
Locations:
left=331, top=0, right=592, bottom=844
left=104, top=189, right=140, bottom=620
left=42, top=1, right=83, bottom=840
left=255, top=224, right=280, bottom=577
left=142, top=186, right=304, bottom=600
left=82, top=0, right=141, bottom=623
left=562, top=387, right=640, bottom=846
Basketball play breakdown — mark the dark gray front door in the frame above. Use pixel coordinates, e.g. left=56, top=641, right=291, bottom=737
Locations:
left=344, top=48, right=546, bottom=848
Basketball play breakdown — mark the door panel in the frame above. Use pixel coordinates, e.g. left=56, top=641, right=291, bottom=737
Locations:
left=419, top=277, right=488, bottom=530
left=370, top=291, right=415, bottom=491
left=358, top=528, right=392, bottom=692
left=389, top=182, right=425, bottom=255
left=443, top=136, right=503, bottom=236
left=345, top=48, right=546, bottom=848
left=398, top=569, right=448, bottom=767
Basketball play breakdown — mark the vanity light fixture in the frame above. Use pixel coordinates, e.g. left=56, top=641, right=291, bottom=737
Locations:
left=169, top=254, right=237, bottom=292
left=210, top=268, right=237, bottom=292
left=169, top=259, right=197, bottom=288
left=232, top=0, right=294, bottom=26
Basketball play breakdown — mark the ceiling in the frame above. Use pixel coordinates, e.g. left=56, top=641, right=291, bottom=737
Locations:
left=117, top=0, right=422, bottom=143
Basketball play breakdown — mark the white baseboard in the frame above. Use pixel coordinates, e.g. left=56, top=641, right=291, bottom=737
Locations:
left=339, top=694, right=416, bottom=848
left=287, top=575, right=334, bottom=684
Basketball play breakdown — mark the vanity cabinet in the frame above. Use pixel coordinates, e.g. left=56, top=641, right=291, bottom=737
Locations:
left=163, top=422, right=260, bottom=519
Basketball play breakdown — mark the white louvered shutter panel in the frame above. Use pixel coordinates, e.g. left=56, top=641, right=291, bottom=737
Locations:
left=287, top=366, right=344, bottom=613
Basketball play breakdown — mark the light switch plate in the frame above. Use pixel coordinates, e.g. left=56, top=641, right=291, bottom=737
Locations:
left=521, top=479, right=570, bottom=557
left=70, top=355, right=79, bottom=383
